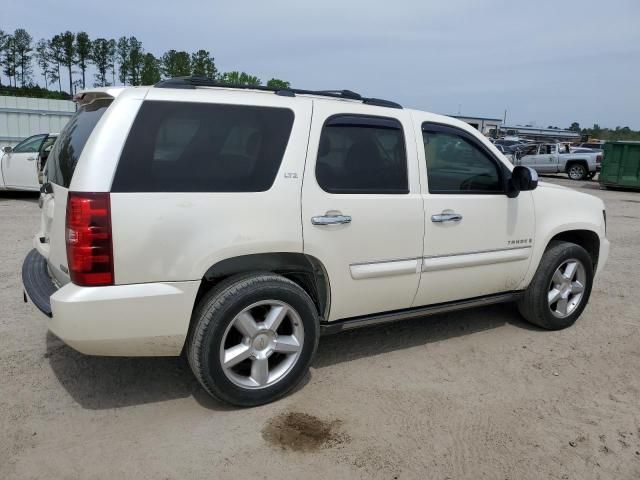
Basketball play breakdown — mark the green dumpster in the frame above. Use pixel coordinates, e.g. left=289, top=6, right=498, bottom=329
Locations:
left=599, top=141, right=640, bottom=190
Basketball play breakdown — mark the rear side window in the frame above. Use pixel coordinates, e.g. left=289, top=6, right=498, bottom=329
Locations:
left=315, top=115, right=408, bottom=194
left=47, top=98, right=112, bottom=187
left=111, top=101, right=294, bottom=192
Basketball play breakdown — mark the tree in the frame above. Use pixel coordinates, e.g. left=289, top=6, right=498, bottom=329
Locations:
left=35, top=39, right=51, bottom=88
left=140, top=53, right=161, bottom=85
left=59, top=31, right=76, bottom=94
left=48, top=35, right=65, bottom=92
left=266, top=78, right=290, bottom=89
left=161, top=50, right=191, bottom=77
left=2, top=34, right=17, bottom=87
left=0, top=30, right=8, bottom=87
left=107, top=39, right=116, bottom=86
left=91, top=38, right=111, bottom=87
left=591, top=124, right=602, bottom=138
left=116, top=37, right=130, bottom=85
left=13, top=28, right=34, bottom=86
left=191, top=49, right=216, bottom=78
left=220, top=71, right=261, bottom=86
left=127, top=37, right=144, bottom=85
left=569, top=122, right=580, bottom=132
left=75, top=31, right=91, bottom=89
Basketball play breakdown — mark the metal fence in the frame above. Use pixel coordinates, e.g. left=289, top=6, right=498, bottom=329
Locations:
left=0, top=96, right=75, bottom=147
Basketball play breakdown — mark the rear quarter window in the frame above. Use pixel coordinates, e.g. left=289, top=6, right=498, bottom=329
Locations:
left=46, top=98, right=112, bottom=187
left=111, top=101, right=295, bottom=192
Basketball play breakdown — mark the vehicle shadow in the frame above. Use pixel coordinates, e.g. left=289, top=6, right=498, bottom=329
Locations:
left=45, top=332, right=235, bottom=411
left=313, top=302, right=538, bottom=368
left=46, top=303, right=540, bottom=410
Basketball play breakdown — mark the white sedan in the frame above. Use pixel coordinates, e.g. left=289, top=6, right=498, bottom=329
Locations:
left=1, top=133, right=58, bottom=192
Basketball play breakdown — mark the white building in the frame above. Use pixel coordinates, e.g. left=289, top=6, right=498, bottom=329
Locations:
left=449, top=115, right=502, bottom=136
left=0, top=96, right=75, bottom=147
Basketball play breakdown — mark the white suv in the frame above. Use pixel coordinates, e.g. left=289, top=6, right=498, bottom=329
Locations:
left=22, top=78, right=609, bottom=406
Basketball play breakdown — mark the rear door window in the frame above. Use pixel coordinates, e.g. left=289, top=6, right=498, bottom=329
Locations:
left=46, top=98, right=112, bottom=187
left=315, top=115, right=408, bottom=194
left=111, top=101, right=295, bottom=192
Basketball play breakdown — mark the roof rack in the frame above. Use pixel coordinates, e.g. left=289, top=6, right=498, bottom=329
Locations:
left=154, top=77, right=402, bottom=109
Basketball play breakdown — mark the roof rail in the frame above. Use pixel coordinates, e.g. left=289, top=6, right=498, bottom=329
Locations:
left=154, top=77, right=402, bottom=109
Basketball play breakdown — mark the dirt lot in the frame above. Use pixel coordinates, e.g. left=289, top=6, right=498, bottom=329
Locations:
left=1, top=176, right=639, bottom=480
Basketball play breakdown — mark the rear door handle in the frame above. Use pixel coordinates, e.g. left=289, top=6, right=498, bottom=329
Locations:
left=431, top=212, right=463, bottom=223
left=27, top=157, right=36, bottom=161
left=311, top=214, right=352, bottom=225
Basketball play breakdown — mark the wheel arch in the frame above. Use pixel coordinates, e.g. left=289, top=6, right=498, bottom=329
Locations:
left=548, top=229, right=600, bottom=272
left=520, top=225, right=602, bottom=291
left=564, top=159, right=589, bottom=172
left=195, top=252, right=331, bottom=320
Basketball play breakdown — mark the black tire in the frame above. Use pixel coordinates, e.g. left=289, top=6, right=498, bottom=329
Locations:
left=187, top=273, right=320, bottom=407
left=566, top=162, right=588, bottom=181
left=517, top=241, right=594, bottom=330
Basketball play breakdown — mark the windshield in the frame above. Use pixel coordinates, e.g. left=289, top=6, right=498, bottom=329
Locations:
left=46, top=98, right=113, bottom=187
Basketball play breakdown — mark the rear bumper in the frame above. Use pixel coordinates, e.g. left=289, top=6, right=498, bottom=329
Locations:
left=22, top=250, right=200, bottom=357
left=49, top=280, right=200, bottom=356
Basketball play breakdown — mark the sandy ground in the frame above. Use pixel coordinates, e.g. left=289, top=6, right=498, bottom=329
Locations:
left=1, top=176, right=639, bottom=480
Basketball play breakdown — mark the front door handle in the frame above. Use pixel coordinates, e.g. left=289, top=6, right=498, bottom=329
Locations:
left=431, top=212, right=463, bottom=223
left=311, top=214, right=352, bottom=226
left=27, top=157, right=36, bottom=161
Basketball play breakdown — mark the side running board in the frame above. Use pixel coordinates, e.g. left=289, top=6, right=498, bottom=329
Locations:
left=320, top=292, right=522, bottom=335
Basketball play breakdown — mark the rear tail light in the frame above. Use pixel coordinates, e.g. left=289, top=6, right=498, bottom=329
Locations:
left=65, top=192, right=114, bottom=286
left=596, top=154, right=602, bottom=164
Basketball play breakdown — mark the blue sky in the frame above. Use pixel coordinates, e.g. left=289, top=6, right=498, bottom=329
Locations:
left=5, top=0, right=640, bottom=128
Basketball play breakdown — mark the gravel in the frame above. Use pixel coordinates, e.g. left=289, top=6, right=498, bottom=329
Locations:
left=1, top=177, right=639, bottom=479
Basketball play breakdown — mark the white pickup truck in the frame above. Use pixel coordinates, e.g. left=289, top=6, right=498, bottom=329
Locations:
left=513, top=143, right=601, bottom=180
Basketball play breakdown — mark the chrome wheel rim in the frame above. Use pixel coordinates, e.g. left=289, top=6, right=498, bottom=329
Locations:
left=568, top=165, right=584, bottom=179
left=220, top=300, right=304, bottom=389
left=548, top=259, right=586, bottom=318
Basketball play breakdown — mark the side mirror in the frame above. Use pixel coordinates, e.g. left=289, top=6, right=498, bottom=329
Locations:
left=507, top=166, right=538, bottom=198
left=2, top=146, right=12, bottom=154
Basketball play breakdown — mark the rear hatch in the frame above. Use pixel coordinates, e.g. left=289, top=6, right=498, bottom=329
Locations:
left=36, top=95, right=114, bottom=287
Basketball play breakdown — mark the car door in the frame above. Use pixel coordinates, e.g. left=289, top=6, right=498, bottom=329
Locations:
left=516, top=144, right=537, bottom=169
left=301, top=102, right=424, bottom=321
left=2, top=134, right=46, bottom=190
left=412, top=117, right=535, bottom=306
left=537, top=144, right=558, bottom=173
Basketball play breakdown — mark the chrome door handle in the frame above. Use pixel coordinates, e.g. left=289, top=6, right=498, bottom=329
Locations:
left=431, top=212, right=462, bottom=223
left=311, top=214, right=352, bottom=225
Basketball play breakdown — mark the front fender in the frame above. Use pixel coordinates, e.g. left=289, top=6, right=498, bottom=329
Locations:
left=518, top=185, right=606, bottom=288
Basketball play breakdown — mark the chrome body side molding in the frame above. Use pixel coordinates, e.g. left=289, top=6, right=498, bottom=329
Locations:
left=348, top=246, right=531, bottom=279
left=422, top=246, right=531, bottom=272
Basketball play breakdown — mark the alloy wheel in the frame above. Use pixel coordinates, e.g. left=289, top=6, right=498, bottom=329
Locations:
left=547, top=259, right=586, bottom=318
left=219, top=300, right=304, bottom=389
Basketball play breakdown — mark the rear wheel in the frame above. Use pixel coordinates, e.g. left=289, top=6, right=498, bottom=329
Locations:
left=517, top=241, right=593, bottom=330
left=567, top=163, right=588, bottom=180
left=187, top=273, right=319, bottom=407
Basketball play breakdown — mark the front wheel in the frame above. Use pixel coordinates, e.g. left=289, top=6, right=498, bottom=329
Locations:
left=187, top=273, right=319, bottom=407
left=567, top=163, right=588, bottom=180
left=517, top=241, right=594, bottom=330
